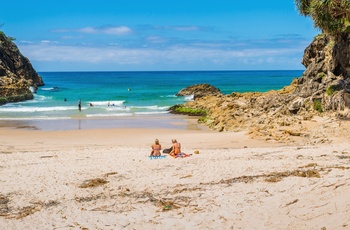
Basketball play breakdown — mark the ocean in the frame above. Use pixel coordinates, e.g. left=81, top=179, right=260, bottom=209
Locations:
left=0, top=70, right=303, bottom=128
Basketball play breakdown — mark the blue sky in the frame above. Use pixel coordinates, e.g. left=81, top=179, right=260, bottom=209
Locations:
left=1, top=1, right=319, bottom=71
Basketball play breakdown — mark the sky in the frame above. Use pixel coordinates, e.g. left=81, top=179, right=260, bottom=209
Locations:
left=1, top=1, right=319, bottom=72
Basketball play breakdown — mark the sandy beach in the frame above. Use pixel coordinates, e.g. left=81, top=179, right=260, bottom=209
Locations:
left=1, top=115, right=350, bottom=230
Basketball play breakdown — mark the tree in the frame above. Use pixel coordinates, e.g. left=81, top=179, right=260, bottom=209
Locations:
left=295, top=0, right=350, bottom=36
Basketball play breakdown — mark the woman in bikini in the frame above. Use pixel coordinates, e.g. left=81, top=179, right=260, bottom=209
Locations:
left=150, top=139, right=162, bottom=156
left=169, top=139, right=181, bottom=157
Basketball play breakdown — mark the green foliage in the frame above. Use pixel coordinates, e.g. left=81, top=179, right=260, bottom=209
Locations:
left=198, top=115, right=209, bottom=123
left=326, top=85, right=337, bottom=95
left=0, top=24, right=16, bottom=42
left=174, top=106, right=207, bottom=116
left=313, top=99, right=323, bottom=112
left=0, top=97, right=8, bottom=105
left=326, top=39, right=334, bottom=49
left=317, top=72, right=326, bottom=79
left=295, top=0, right=350, bottom=35
left=6, top=36, right=16, bottom=42
left=315, top=33, right=325, bottom=39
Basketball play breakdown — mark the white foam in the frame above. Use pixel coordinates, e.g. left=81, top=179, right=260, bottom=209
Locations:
left=33, top=95, right=53, bottom=102
left=0, top=116, right=71, bottom=120
left=89, top=100, right=125, bottom=106
left=41, top=87, right=55, bottom=91
left=161, top=95, right=177, bottom=98
left=184, top=95, right=194, bottom=101
left=106, top=107, right=130, bottom=111
left=86, top=113, right=133, bottom=117
left=129, top=105, right=169, bottom=110
left=134, top=111, right=169, bottom=115
left=0, top=106, right=76, bottom=112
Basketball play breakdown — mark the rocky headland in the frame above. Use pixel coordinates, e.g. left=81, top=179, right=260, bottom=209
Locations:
left=0, top=31, right=44, bottom=105
left=171, top=34, right=350, bottom=144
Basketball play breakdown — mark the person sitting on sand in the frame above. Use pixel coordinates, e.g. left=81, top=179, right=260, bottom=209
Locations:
left=169, top=139, right=181, bottom=157
left=151, top=139, right=162, bottom=156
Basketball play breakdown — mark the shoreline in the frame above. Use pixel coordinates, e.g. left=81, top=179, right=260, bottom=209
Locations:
left=0, top=114, right=207, bottom=131
left=0, top=123, right=279, bottom=151
left=2, top=113, right=350, bottom=149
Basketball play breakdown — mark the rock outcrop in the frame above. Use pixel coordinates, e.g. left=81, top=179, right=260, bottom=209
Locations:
left=0, top=31, right=44, bottom=105
left=293, top=34, right=350, bottom=112
left=176, top=83, right=222, bottom=99
left=170, top=34, right=350, bottom=142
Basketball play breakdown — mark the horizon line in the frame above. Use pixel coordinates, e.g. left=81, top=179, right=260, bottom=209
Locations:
left=37, top=69, right=305, bottom=73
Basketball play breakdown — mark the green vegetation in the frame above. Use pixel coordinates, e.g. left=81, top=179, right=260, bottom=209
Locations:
left=0, top=97, right=7, bottom=105
left=174, top=106, right=207, bottom=116
left=198, top=115, right=209, bottom=123
left=0, top=24, right=16, bottom=42
left=295, top=0, right=350, bottom=35
left=315, top=33, right=325, bottom=39
left=0, top=32, right=16, bottom=42
left=326, top=85, right=337, bottom=95
left=317, top=72, right=326, bottom=79
left=327, top=39, right=335, bottom=49
left=313, top=99, right=323, bottom=112
left=169, top=104, right=207, bottom=116
left=6, top=36, right=15, bottom=42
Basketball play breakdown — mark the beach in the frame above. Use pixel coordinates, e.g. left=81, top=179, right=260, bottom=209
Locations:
left=1, top=115, right=350, bottom=230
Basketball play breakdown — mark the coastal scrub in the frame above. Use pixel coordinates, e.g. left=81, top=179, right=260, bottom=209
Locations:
left=168, top=104, right=207, bottom=116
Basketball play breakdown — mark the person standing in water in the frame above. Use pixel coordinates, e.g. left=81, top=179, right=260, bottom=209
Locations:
left=78, top=99, right=82, bottom=111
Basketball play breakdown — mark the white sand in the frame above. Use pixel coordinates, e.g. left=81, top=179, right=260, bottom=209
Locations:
left=0, top=119, right=350, bottom=229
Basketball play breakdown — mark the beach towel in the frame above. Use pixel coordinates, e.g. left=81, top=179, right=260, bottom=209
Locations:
left=149, top=155, right=166, bottom=160
left=173, top=153, right=191, bottom=158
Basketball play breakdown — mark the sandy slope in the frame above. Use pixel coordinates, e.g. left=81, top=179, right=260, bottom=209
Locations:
left=0, top=117, right=350, bottom=229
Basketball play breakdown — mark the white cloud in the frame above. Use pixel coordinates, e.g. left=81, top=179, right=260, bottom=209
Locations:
left=18, top=28, right=310, bottom=70
left=53, top=26, right=132, bottom=35
left=18, top=41, right=304, bottom=69
left=146, top=36, right=168, bottom=44
left=152, top=25, right=211, bottom=32
left=78, top=27, right=97, bottom=34
left=170, top=26, right=202, bottom=31
left=103, top=26, right=132, bottom=35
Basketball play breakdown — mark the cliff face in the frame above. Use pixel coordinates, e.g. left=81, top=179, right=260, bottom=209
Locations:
left=172, top=33, right=350, bottom=141
left=0, top=32, right=44, bottom=105
left=294, top=34, right=350, bottom=112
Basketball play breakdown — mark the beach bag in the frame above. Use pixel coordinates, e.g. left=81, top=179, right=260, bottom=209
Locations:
left=163, top=147, right=173, bottom=154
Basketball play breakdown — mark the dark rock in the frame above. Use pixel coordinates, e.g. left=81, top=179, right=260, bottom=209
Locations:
left=176, top=83, right=222, bottom=99
left=0, top=31, right=44, bottom=105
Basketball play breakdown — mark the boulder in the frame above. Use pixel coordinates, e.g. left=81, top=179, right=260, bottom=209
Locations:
left=176, top=83, right=222, bottom=99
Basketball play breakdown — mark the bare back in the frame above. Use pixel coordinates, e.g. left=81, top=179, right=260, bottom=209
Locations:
left=173, top=142, right=181, bottom=154
left=151, top=144, right=162, bottom=156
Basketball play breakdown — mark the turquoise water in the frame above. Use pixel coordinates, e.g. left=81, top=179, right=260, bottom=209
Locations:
left=0, top=70, right=303, bottom=120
